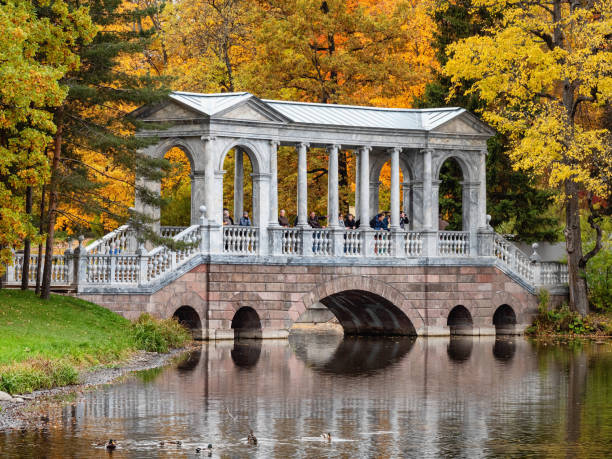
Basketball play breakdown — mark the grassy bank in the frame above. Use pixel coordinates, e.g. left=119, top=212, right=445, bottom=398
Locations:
left=0, top=290, right=190, bottom=394
left=526, top=292, right=612, bottom=338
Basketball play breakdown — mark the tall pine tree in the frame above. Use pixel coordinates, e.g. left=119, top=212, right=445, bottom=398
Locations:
left=414, top=0, right=559, bottom=241
left=41, top=0, right=170, bottom=298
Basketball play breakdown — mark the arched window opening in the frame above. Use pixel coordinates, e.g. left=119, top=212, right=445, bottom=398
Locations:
left=161, top=147, right=192, bottom=227
left=438, top=157, right=463, bottom=231
left=172, top=306, right=202, bottom=340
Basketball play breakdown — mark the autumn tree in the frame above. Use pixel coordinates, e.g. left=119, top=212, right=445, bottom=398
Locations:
left=40, top=0, right=170, bottom=299
left=444, top=0, right=612, bottom=315
left=415, top=0, right=560, bottom=240
left=0, top=0, right=94, bottom=283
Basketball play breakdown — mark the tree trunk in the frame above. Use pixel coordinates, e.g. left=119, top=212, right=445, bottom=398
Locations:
left=41, top=109, right=63, bottom=300
left=20, top=186, right=33, bottom=290
left=35, top=185, right=46, bottom=295
left=564, top=179, right=589, bottom=316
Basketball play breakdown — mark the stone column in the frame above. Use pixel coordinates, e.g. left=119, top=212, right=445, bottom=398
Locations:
left=201, top=136, right=218, bottom=223
left=213, top=170, right=226, bottom=224
left=390, top=147, right=401, bottom=229
left=268, top=141, right=280, bottom=227
left=402, top=181, right=411, bottom=227
left=422, top=148, right=433, bottom=229
left=327, top=144, right=340, bottom=228
left=411, top=181, right=423, bottom=229
left=478, top=149, right=487, bottom=228
left=297, top=142, right=309, bottom=227
left=462, top=181, right=481, bottom=232
left=369, top=181, right=380, bottom=216
left=233, top=148, right=244, bottom=222
left=190, top=171, right=205, bottom=225
left=359, top=146, right=371, bottom=227
left=252, top=173, right=270, bottom=255
left=432, top=180, right=440, bottom=231
left=134, top=177, right=161, bottom=232
left=354, top=151, right=360, bottom=218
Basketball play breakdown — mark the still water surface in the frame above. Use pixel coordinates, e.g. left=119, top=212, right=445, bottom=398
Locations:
left=1, top=335, right=611, bottom=458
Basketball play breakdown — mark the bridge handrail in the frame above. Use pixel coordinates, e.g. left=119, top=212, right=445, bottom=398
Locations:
left=223, top=225, right=259, bottom=255
left=146, top=225, right=201, bottom=283
left=438, top=231, right=470, bottom=256
left=11, top=252, right=69, bottom=286
left=85, top=224, right=133, bottom=255
left=160, top=226, right=188, bottom=239
left=493, top=233, right=535, bottom=283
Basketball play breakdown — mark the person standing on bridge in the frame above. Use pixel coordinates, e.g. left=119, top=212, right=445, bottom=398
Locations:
left=223, top=209, right=234, bottom=226
left=278, top=209, right=289, bottom=227
left=239, top=211, right=251, bottom=226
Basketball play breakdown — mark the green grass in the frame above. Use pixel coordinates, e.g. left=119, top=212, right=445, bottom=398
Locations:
left=0, top=290, right=190, bottom=394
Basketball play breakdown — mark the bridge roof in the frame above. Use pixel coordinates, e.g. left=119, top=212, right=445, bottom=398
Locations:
left=161, top=91, right=487, bottom=133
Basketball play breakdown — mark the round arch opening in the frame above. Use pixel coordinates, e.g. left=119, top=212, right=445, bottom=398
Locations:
left=300, top=289, right=417, bottom=336
left=437, top=157, right=464, bottom=231
left=222, top=146, right=259, bottom=227
left=172, top=305, right=202, bottom=340
left=161, top=146, right=192, bottom=227
left=231, top=306, right=262, bottom=339
left=447, top=305, right=473, bottom=335
left=493, top=304, right=517, bottom=335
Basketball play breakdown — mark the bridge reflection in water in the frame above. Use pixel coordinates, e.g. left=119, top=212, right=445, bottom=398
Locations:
left=1, top=336, right=610, bottom=458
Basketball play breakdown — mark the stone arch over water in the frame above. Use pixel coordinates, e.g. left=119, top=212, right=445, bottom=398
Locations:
left=493, top=304, right=517, bottom=335
left=294, top=276, right=423, bottom=336
left=447, top=305, right=474, bottom=335
left=232, top=306, right=263, bottom=339
left=173, top=305, right=202, bottom=339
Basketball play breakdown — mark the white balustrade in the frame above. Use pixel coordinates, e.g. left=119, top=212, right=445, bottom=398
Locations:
left=147, top=225, right=201, bottom=282
left=372, top=231, right=392, bottom=257
left=160, top=226, right=187, bottom=239
left=223, top=226, right=259, bottom=255
left=112, top=256, right=140, bottom=284
left=12, top=253, right=38, bottom=284
left=85, top=225, right=134, bottom=255
left=311, top=229, right=332, bottom=256
left=281, top=228, right=302, bottom=255
left=539, top=262, right=569, bottom=285
left=493, top=233, right=535, bottom=283
left=438, top=231, right=470, bottom=256
left=343, top=230, right=361, bottom=256
left=404, top=232, right=423, bottom=257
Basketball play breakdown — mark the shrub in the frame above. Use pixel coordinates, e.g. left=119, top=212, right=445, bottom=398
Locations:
left=0, top=359, right=79, bottom=394
left=131, top=314, right=191, bottom=353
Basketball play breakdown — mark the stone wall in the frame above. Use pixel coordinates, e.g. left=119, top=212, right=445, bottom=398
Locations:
left=78, top=262, right=566, bottom=338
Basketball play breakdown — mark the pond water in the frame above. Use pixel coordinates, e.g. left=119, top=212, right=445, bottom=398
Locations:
left=1, top=335, right=611, bottom=458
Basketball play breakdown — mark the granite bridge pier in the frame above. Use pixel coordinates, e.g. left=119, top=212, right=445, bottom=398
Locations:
left=6, top=92, right=568, bottom=338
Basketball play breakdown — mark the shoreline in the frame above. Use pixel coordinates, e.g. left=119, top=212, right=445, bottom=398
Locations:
left=0, top=345, right=194, bottom=431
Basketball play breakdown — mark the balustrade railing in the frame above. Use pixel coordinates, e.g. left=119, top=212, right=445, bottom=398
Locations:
left=160, top=226, right=187, bottom=239
left=438, top=231, right=470, bottom=256
left=404, top=232, right=423, bottom=257
left=85, top=225, right=134, bottom=254
left=5, top=224, right=571, bottom=291
left=223, top=226, right=258, bottom=255
left=311, top=229, right=332, bottom=256
left=371, top=231, right=392, bottom=257
left=11, top=253, right=69, bottom=286
left=493, top=234, right=534, bottom=283
left=343, top=230, right=362, bottom=256
left=281, top=228, right=302, bottom=255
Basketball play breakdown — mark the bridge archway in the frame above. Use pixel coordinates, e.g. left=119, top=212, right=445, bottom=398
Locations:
left=232, top=306, right=263, bottom=339
left=493, top=304, right=517, bottom=335
left=173, top=305, right=202, bottom=339
left=293, top=276, right=424, bottom=336
left=447, top=305, right=473, bottom=335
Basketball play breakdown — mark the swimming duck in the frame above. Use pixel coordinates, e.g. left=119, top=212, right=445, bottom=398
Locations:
left=196, top=447, right=201, bottom=453
left=175, top=440, right=182, bottom=447
left=106, top=439, right=117, bottom=450
left=247, top=430, right=257, bottom=445
left=321, top=432, right=332, bottom=442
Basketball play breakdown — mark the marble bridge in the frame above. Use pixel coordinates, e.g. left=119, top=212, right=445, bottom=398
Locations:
left=6, top=92, right=568, bottom=338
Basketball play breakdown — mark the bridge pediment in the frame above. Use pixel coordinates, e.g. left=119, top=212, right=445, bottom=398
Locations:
left=427, top=110, right=495, bottom=136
